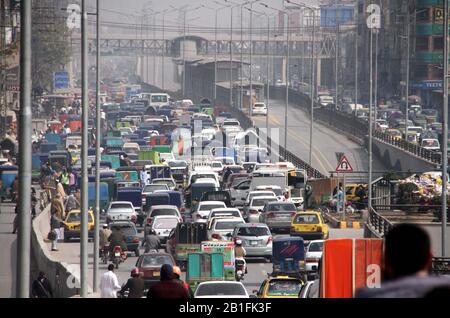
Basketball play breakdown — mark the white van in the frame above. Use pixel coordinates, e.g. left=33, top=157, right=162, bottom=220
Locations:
left=141, top=93, right=170, bottom=108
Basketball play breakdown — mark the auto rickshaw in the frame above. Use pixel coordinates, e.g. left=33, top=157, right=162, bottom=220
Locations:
left=186, top=252, right=225, bottom=293
left=272, top=237, right=306, bottom=279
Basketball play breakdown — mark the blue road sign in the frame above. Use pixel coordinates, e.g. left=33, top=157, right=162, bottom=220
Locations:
left=54, top=71, right=70, bottom=90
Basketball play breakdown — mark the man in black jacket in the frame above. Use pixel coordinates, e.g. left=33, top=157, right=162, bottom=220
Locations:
left=119, top=268, right=145, bottom=298
left=31, top=271, right=53, bottom=298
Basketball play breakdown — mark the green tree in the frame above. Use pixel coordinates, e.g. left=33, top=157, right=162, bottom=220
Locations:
left=31, top=0, right=71, bottom=94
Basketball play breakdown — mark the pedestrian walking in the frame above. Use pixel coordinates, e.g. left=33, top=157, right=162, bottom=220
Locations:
left=49, top=210, right=64, bottom=251
left=146, top=264, right=190, bottom=298
left=356, top=224, right=450, bottom=298
left=31, top=271, right=53, bottom=298
left=100, top=264, right=121, bottom=298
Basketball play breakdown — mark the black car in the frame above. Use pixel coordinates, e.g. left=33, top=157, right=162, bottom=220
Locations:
left=108, top=221, right=140, bottom=256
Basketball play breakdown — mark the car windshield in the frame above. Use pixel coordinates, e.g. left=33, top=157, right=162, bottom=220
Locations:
left=211, top=211, right=240, bottom=218
left=144, top=184, right=168, bottom=192
left=267, top=203, right=296, bottom=212
left=308, top=242, right=324, bottom=252
left=267, top=280, right=302, bottom=296
left=196, top=283, right=246, bottom=296
left=212, top=162, right=223, bottom=168
left=151, top=95, right=167, bottom=103
left=110, top=224, right=136, bottom=236
left=223, top=121, right=239, bottom=126
left=110, top=203, right=132, bottom=210
left=192, top=174, right=216, bottom=183
left=252, top=198, right=277, bottom=206
left=236, top=226, right=270, bottom=237
left=153, top=180, right=175, bottom=186
left=422, top=140, right=439, bottom=147
left=67, top=213, right=93, bottom=223
left=215, top=220, right=243, bottom=230
left=254, top=104, right=265, bottom=108
left=151, top=209, right=178, bottom=216
left=294, top=214, right=320, bottom=224
left=141, top=254, right=173, bottom=267
left=199, top=204, right=225, bottom=211
left=152, top=218, right=179, bottom=229
left=168, top=161, right=187, bottom=168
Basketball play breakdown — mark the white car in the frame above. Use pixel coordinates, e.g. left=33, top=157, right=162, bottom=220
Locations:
left=144, top=205, right=182, bottom=231
left=194, top=281, right=249, bottom=298
left=421, top=138, right=440, bottom=151
left=150, top=215, right=180, bottom=245
left=207, top=217, right=245, bottom=241
left=151, top=178, right=177, bottom=191
left=252, top=102, right=267, bottom=115
left=206, top=208, right=244, bottom=229
left=192, top=201, right=227, bottom=223
left=188, top=171, right=220, bottom=187
left=106, top=201, right=137, bottom=224
left=318, top=95, right=334, bottom=107
left=210, top=161, right=224, bottom=174
left=305, top=240, right=324, bottom=272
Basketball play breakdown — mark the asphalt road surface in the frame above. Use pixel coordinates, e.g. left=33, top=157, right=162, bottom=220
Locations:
left=252, top=100, right=387, bottom=177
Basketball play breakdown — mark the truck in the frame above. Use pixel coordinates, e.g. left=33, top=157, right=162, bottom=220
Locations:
left=139, top=150, right=160, bottom=164
left=201, top=241, right=235, bottom=281
left=166, top=222, right=208, bottom=270
left=144, top=165, right=172, bottom=184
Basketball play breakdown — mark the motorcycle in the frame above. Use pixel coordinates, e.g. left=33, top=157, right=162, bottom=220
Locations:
left=100, top=245, right=109, bottom=264
left=111, top=246, right=127, bottom=269
left=235, top=258, right=246, bottom=281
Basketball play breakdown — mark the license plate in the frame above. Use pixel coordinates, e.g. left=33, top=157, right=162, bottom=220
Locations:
left=114, top=252, right=120, bottom=257
left=153, top=271, right=160, bottom=277
left=250, top=241, right=258, bottom=246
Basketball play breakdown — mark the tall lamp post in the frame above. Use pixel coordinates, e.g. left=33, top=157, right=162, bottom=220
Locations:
left=261, top=3, right=290, bottom=150
left=442, top=0, right=448, bottom=257
left=181, top=5, right=203, bottom=97
left=285, top=0, right=317, bottom=165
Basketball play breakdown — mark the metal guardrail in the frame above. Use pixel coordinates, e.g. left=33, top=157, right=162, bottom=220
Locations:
left=368, top=207, right=394, bottom=236
left=271, top=86, right=443, bottom=166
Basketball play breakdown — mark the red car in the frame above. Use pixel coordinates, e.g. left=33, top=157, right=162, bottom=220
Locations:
left=136, top=252, right=176, bottom=290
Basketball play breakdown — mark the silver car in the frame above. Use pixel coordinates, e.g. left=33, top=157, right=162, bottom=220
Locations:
left=259, top=202, right=297, bottom=232
left=232, top=223, right=272, bottom=261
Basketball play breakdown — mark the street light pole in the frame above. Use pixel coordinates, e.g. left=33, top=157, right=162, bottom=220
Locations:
left=17, top=0, right=31, bottom=298
left=405, top=14, right=410, bottom=141
left=230, top=6, right=233, bottom=107
left=442, top=0, right=448, bottom=257
left=368, top=27, right=373, bottom=212
left=309, top=9, right=316, bottom=166
left=284, top=12, right=290, bottom=150
left=93, top=0, right=101, bottom=293
left=80, top=0, right=89, bottom=297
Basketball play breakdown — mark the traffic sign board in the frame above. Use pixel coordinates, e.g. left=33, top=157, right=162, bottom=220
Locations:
left=54, top=71, right=70, bottom=91
left=335, top=155, right=353, bottom=173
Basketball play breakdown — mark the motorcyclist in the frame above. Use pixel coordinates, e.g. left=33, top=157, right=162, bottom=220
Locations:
left=119, top=268, right=145, bottom=298
left=99, top=224, right=112, bottom=258
left=234, top=239, right=247, bottom=275
left=144, top=229, right=161, bottom=253
left=173, top=266, right=193, bottom=298
left=108, top=227, right=128, bottom=259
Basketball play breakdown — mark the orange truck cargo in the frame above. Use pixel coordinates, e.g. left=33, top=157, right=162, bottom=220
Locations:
left=320, top=238, right=383, bottom=298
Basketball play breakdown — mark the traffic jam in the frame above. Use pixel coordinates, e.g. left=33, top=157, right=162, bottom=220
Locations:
left=33, top=91, right=347, bottom=299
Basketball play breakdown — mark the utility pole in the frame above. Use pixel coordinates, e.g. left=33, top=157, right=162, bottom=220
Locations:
left=266, top=14, right=270, bottom=133
left=442, top=0, right=448, bottom=257
left=335, top=0, right=339, bottom=111
left=214, top=9, right=218, bottom=105
left=405, top=13, right=410, bottom=141
left=80, top=0, right=89, bottom=297
left=249, top=4, right=253, bottom=116
left=1, top=0, right=6, bottom=139
left=93, top=0, right=100, bottom=293
left=354, top=7, right=358, bottom=119
left=230, top=6, right=233, bottom=107
left=368, top=28, right=373, bottom=213
left=17, top=0, right=32, bottom=298
left=183, top=10, right=186, bottom=96
left=309, top=9, right=316, bottom=166
left=284, top=12, right=290, bottom=150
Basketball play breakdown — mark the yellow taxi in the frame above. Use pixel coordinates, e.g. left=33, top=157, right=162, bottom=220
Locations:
left=290, top=211, right=329, bottom=240
left=345, top=183, right=367, bottom=202
left=63, top=209, right=95, bottom=242
left=253, top=276, right=304, bottom=298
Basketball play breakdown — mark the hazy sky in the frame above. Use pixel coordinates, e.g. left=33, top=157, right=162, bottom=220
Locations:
left=87, top=0, right=323, bottom=38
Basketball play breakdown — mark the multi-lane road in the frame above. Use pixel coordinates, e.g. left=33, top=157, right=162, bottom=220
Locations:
left=252, top=100, right=387, bottom=177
